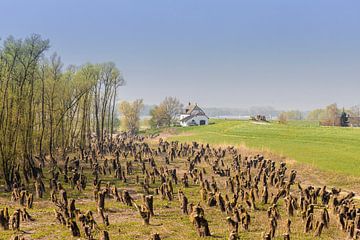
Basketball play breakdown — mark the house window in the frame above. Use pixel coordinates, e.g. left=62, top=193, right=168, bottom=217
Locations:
left=200, top=120, right=206, bottom=125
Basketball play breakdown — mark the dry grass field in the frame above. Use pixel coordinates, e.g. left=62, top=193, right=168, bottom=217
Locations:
left=0, top=132, right=357, bottom=240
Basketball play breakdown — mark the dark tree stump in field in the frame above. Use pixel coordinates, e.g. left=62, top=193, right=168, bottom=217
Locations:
left=35, top=179, right=44, bottom=199
left=207, top=193, right=217, bottom=207
left=19, top=191, right=27, bottom=206
left=193, top=215, right=211, bottom=237
left=100, top=230, right=110, bottom=240
left=123, top=190, right=133, bottom=206
left=97, top=189, right=106, bottom=210
left=21, top=208, right=34, bottom=222
left=112, top=186, right=122, bottom=202
left=262, top=186, right=268, bottom=204
left=54, top=210, right=66, bottom=225
left=283, top=233, right=290, bottom=240
left=304, top=213, right=314, bottom=233
left=263, top=233, right=271, bottom=240
left=11, top=188, right=20, bottom=202
left=181, top=194, right=188, bottom=214
left=98, top=208, right=109, bottom=226
left=11, top=236, right=26, bottom=240
left=240, top=207, right=250, bottom=231
left=226, top=217, right=238, bottom=235
left=286, top=218, right=291, bottom=235
left=11, top=209, right=21, bottom=231
left=314, top=221, right=325, bottom=237
left=59, top=189, right=68, bottom=209
left=229, top=231, right=240, bottom=240
left=135, top=203, right=151, bottom=225
left=84, top=225, right=92, bottom=239
left=268, top=217, right=277, bottom=238
left=144, top=195, right=154, bottom=216
left=69, top=219, right=81, bottom=237
left=218, top=193, right=226, bottom=212
left=321, top=208, right=329, bottom=228
left=69, top=199, right=76, bottom=218
left=190, top=205, right=211, bottom=237
left=149, top=233, right=161, bottom=240
left=0, top=207, right=10, bottom=230
left=26, top=193, right=33, bottom=209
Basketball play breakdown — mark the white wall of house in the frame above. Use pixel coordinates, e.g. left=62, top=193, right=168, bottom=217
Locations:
left=179, top=114, right=190, bottom=120
left=180, top=115, right=209, bottom=127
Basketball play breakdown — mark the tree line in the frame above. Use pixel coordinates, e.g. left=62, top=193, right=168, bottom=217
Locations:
left=278, top=103, right=360, bottom=124
left=307, top=103, right=360, bottom=121
left=119, top=97, right=183, bottom=133
left=0, top=34, right=124, bottom=190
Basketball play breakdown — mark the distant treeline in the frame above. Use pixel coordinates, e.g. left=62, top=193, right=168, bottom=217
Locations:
left=307, top=104, right=360, bottom=120
left=140, top=105, right=281, bottom=118
left=141, top=103, right=360, bottom=122
left=278, top=103, right=360, bottom=123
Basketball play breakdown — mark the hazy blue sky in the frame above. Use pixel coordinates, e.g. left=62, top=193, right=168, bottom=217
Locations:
left=1, top=0, right=359, bottom=110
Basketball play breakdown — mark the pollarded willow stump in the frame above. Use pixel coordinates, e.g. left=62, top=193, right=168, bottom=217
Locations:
left=283, top=233, right=290, bottom=240
left=112, top=186, right=122, bottom=202
left=144, top=195, right=154, bottom=216
left=193, top=215, right=211, bottom=237
left=139, top=206, right=151, bottom=225
left=229, top=231, right=240, bottom=240
left=181, top=194, right=188, bottom=214
left=54, top=210, right=66, bottom=225
left=97, top=189, right=107, bottom=210
left=190, top=205, right=211, bottom=237
left=19, top=191, right=27, bottom=206
left=149, top=233, right=161, bottom=240
left=314, top=221, right=325, bottom=237
left=0, top=207, right=10, bottom=230
left=123, top=190, right=133, bottom=206
left=100, top=230, right=110, bottom=240
left=226, top=217, right=238, bottom=236
left=21, top=208, right=34, bottom=222
left=59, top=189, right=68, bottom=209
left=135, top=203, right=151, bottom=225
left=68, top=219, right=81, bottom=237
left=26, top=193, right=33, bottom=209
left=11, top=236, right=26, bottom=240
left=98, top=208, right=110, bottom=226
left=11, top=209, right=21, bottom=231
left=263, top=233, right=271, bottom=240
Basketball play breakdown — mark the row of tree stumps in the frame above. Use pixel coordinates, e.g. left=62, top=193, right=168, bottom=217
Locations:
left=49, top=134, right=162, bottom=239
left=1, top=133, right=360, bottom=239
left=152, top=138, right=360, bottom=239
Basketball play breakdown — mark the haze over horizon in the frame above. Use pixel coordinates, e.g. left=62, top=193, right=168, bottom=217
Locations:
left=1, top=0, right=359, bottom=110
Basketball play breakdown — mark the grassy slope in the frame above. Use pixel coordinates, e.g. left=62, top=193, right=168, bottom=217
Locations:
left=169, top=119, right=360, bottom=177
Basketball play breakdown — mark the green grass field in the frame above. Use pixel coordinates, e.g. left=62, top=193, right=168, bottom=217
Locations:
left=169, top=119, right=360, bottom=178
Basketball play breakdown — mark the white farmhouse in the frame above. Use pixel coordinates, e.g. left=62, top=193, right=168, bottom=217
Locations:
left=179, top=103, right=209, bottom=127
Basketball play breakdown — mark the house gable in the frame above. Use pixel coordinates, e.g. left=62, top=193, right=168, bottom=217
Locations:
left=184, top=103, right=207, bottom=117
left=180, top=103, right=209, bottom=126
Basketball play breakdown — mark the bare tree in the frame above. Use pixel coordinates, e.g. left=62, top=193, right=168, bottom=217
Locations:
left=119, top=99, right=144, bottom=134
left=278, top=112, right=288, bottom=124
left=150, top=97, right=183, bottom=128
left=0, top=34, right=124, bottom=190
left=326, top=103, right=340, bottom=126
